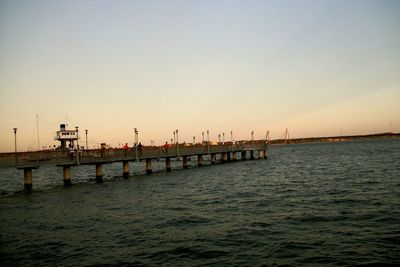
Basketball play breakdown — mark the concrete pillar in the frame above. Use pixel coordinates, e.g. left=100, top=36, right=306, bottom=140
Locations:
left=232, top=152, right=237, bottom=161
left=211, top=154, right=216, bottom=164
left=250, top=150, right=255, bottom=160
left=96, top=163, right=103, bottom=182
left=183, top=156, right=189, bottom=169
left=146, top=159, right=152, bottom=174
left=259, top=150, right=264, bottom=159
left=166, top=157, right=171, bottom=172
left=264, top=149, right=268, bottom=159
left=227, top=153, right=231, bottom=162
left=123, top=161, right=129, bottom=178
left=221, top=152, right=228, bottom=162
left=198, top=155, right=203, bottom=167
left=241, top=151, right=247, bottom=160
left=63, top=166, right=72, bottom=186
left=24, top=168, right=33, bottom=192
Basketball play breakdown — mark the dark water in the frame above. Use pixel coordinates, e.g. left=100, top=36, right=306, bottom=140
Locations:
left=1, top=139, right=399, bottom=266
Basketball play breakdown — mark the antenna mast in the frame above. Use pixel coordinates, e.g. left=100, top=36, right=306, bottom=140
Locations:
left=36, top=114, right=40, bottom=151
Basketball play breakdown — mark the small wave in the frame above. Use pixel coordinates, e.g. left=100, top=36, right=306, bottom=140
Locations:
left=164, top=215, right=212, bottom=227
left=150, top=245, right=229, bottom=261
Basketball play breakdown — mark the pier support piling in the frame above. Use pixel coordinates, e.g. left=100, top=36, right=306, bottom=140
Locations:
left=183, top=156, right=189, bottom=169
left=96, top=163, right=103, bottom=182
left=146, top=159, right=152, bottom=174
left=122, top=161, right=129, bottom=178
left=241, top=151, right=247, bottom=160
left=211, top=154, right=216, bottom=164
left=221, top=152, right=228, bottom=163
left=17, top=166, right=38, bottom=192
left=232, top=152, right=237, bottom=161
left=198, top=155, right=203, bottom=167
left=63, top=166, right=72, bottom=186
left=166, top=157, right=171, bottom=172
left=250, top=150, right=255, bottom=160
left=24, top=168, right=33, bottom=192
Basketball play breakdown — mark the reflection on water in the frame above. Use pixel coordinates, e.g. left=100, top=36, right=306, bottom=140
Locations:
left=1, top=139, right=399, bottom=266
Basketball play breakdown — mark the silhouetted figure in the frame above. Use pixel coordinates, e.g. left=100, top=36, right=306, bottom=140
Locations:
left=123, top=143, right=129, bottom=156
left=138, top=142, right=143, bottom=155
left=163, top=142, right=170, bottom=153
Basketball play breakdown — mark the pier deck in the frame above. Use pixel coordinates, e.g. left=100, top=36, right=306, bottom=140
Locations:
left=1, top=141, right=268, bottom=191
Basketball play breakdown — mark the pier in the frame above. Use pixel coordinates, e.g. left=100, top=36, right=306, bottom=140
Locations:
left=4, top=141, right=268, bottom=191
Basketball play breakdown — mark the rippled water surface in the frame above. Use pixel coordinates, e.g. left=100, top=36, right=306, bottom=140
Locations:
left=1, top=139, right=400, bottom=266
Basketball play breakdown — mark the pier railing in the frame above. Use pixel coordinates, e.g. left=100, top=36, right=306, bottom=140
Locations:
left=2, top=141, right=268, bottom=168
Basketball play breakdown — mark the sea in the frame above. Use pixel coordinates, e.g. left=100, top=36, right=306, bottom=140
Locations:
left=1, top=139, right=399, bottom=266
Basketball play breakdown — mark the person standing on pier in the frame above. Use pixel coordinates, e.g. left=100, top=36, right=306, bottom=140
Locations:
left=123, top=143, right=129, bottom=156
left=163, top=142, right=170, bottom=153
left=138, top=142, right=143, bottom=155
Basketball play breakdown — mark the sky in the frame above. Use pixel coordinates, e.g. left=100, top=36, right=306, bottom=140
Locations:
left=0, top=0, right=399, bottom=152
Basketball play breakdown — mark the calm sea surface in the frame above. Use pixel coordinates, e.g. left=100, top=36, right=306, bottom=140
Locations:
left=1, top=139, right=399, bottom=266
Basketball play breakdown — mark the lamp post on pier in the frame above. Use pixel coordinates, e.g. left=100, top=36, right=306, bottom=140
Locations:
left=134, top=128, right=138, bottom=159
left=206, top=130, right=210, bottom=154
left=75, top=126, right=80, bottom=164
left=13, top=128, right=17, bottom=153
left=85, top=129, right=88, bottom=150
left=230, top=130, right=233, bottom=152
left=202, top=132, right=204, bottom=143
left=176, top=129, right=179, bottom=157
left=134, top=128, right=138, bottom=145
left=222, top=132, right=225, bottom=144
left=13, top=128, right=18, bottom=165
left=75, top=126, right=79, bottom=148
left=251, top=130, right=254, bottom=152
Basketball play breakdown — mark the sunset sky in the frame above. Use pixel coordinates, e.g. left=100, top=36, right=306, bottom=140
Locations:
left=1, top=0, right=399, bottom=152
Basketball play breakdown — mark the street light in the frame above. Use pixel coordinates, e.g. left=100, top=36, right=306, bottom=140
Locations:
left=13, top=128, right=17, bottom=153
left=75, top=126, right=80, bottom=164
left=75, top=126, right=79, bottom=149
left=222, top=132, right=225, bottom=144
left=251, top=130, right=254, bottom=151
left=134, top=128, right=138, bottom=145
left=176, top=129, right=179, bottom=157
left=206, top=130, right=210, bottom=154
left=85, top=129, right=88, bottom=150
left=202, top=132, right=204, bottom=143
left=230, top=131, right=233, bottom=152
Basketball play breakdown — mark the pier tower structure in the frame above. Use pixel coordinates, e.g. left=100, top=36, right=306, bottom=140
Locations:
left=54, top=124, right=78, bottom=150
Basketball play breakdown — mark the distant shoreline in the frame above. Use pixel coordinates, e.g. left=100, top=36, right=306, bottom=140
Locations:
left=269, top=132, right=400, bottom=145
